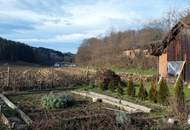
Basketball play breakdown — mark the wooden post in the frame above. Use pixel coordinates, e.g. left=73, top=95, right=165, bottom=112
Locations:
left=51, top=67, right=54, bottom=89
left=174, top=61, right=186, bottom=87
left=7, top=67, right=10, bottom=89
left=157, top=56, right=161, bottom=84
left=157, top=56, right=159, bottom=81
left=158, top=76, right=163, bottom=85
left=0, top=94, right=33, bottom=125
left=86, top=66, right=89, bottom=80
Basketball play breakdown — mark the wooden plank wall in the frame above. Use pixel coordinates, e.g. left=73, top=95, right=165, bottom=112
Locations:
left=167, top=30, right=190, bottom=84
left=159, top=52, right=168, bottom=77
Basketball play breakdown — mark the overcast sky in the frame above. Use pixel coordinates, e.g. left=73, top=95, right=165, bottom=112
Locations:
left=0, top=0, right=189, bottom=53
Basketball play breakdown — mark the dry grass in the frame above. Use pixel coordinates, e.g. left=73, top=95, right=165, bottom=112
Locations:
left=0, top=67, right=94, bottom=91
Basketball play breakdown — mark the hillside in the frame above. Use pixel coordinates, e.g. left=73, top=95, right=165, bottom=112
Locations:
left=0, top=37, right=74, bottom=65
left=76, top=27, right=164, bottom=69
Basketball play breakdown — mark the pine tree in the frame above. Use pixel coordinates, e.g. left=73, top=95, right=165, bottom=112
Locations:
left=138, top=80, right=148, bottom=100
left=149, top=81, right=158, bottom=103
left=127, top=79, right=135, bottom=97
left=158, top=78, right=169, bottom=104
left=174, top=77, right=185, bottom=105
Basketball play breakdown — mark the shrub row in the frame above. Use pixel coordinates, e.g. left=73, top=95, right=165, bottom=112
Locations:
left=95, top=69, right=185, bottom=105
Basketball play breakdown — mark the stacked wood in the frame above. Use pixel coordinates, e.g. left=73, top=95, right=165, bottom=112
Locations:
left=95, top=69, right=125, bottom=89
left=118, top=72, right=157, bottom=82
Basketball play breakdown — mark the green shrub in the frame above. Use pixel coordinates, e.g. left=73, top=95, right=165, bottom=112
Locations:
left=116, top=84, right=124, bottom=96
left=41, top=93, right=74, bottom=109
left=84, top=83, right=95, bottom=91
left=108, top=80, right=116, bottom=92
left=149, top=82, right=158, bottom=103
left=89, top=83, right=96, bottom=89
left=127, top=79, right=135, bottom=97
left=138, top=80, right=148, bottom=100
left=158, top=78, right=169, bottom=104
left=99, top=82, right=107, bottom=90
left=0, top=123, right=6, bottom=130
left=174, top=77, right=185, bottom=105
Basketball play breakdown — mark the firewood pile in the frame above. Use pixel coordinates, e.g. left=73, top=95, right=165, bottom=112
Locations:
left=95, top=69, right=126, bottom=89
left=118, top=72, right=157, bottom=82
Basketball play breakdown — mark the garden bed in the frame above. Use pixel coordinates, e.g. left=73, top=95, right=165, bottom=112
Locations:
left=7, top=91, right=121, bottom=129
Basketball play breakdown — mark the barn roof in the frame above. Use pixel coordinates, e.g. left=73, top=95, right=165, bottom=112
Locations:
left=149, top=21, right=190, bottom=56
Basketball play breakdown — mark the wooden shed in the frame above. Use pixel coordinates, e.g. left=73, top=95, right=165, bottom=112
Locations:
left=149, top=21, right=190, bottom=85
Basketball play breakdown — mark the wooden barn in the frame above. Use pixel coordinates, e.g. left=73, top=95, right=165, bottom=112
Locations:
left=149, top=21, right=190, bottom=85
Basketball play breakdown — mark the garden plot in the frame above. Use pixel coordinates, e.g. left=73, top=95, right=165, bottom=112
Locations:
left=7, top=91, right=120, bottom=129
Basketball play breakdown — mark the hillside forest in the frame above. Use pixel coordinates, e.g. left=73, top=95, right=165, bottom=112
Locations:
left=0, top=37, right=74, bottom=66
left=76, top=9, right=190, bottom=69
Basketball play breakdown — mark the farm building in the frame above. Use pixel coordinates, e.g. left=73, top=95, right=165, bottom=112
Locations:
left=123, top=49, right=140, bottom=58
left=149, top=21, right=190, bottom=85
left=123, top=48, right=151, bottom=58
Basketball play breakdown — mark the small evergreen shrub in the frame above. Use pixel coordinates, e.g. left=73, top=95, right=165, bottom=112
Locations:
left=108, top=80, right=116, bottom=92
left=99, top=82, right=107, bottom=90
left=89, top=83, right=96, bottom=89
left=116, top=84, right=124, bottom=96
left=174, top=77, right=185, bottom=105
left=127, top=79, right=135, bottom=97
left=158, top=78, right=169, bottom=104
left=138, top=80, right=148, bottom=100
left=149, top=82, right=158, bottom=103
left=41, top=93, right=74, bottom=109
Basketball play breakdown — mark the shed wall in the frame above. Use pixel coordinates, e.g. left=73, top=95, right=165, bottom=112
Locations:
left=159, top=52, right=168, bottom=77
left=166, top=30, right=190, bottom=83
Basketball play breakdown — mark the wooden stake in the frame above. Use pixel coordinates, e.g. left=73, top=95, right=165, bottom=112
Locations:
left=174, top=61, right=186, bottom=87
left=7, top=67, right=10, bottom=88
left=0, top=94, right=33, bottom=125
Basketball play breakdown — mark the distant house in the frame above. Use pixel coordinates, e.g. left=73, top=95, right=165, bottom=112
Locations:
left=143, top=49, right=151, bottom=57
left=123, top=48, right=151, bottom=58
left=123, top=49, right=136, bottom=58
left=54, top=62, right=61, bottom=67
left=150, top=21, right=190, bottom=85
left=54, top=62, right=76, bottom=67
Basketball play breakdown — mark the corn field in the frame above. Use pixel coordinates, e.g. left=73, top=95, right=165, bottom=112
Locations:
left=0, top=66, right=94, bottom=92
